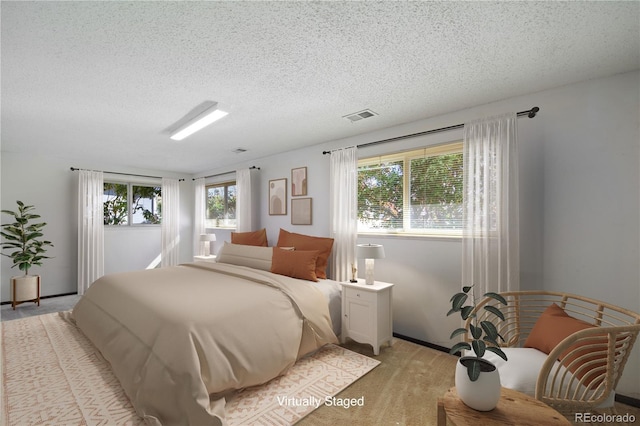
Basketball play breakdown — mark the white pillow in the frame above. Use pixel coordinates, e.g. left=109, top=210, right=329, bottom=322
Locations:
left=482, top=347, right=548, bottom=396
left=216, top=242, right=273, bottom=271
left=481, top=347, right=615, bottom=408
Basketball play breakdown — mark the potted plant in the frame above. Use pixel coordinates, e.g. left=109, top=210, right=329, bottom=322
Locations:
left=447, top=285, right=508, bottom=411
left=1, top=201, right=54, bottom=309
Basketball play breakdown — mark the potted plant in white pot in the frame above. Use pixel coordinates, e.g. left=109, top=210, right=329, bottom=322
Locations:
left=447, top=285, right=507, bottom=411
left=1, top=201, right=54, bottom=309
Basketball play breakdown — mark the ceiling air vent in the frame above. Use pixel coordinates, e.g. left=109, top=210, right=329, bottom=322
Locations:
left=343, top=109, right=378, bottom=123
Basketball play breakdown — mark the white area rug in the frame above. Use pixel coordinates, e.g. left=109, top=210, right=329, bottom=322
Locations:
left=1, top=313, right=379, bottom=425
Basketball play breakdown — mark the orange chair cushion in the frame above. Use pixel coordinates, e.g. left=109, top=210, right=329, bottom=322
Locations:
left=524, top=303, right=595, bottom=354
left=524, top=303, right=609, bottom=388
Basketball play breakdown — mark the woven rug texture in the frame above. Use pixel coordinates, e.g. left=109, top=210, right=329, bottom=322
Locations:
left=1, top=313, right=379, bottom=426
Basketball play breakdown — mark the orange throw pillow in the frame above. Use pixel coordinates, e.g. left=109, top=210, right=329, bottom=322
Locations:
left=524, top=303, right=594, bottom=354
left=524, top=303, right=607, bottom=388
left=231, top=228, right=268, bottom=247
left=276, top=229, right=333, bottom=279
left=271, top=248, right=319, bottom=282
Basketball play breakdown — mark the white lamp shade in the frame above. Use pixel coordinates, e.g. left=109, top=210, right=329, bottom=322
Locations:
left=200, top=233, right=216, bottom=242
left=356, top=244, right=385, bottom=260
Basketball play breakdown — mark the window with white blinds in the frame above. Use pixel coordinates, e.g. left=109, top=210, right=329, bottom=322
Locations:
left=357, top=142, right=463, bottom=236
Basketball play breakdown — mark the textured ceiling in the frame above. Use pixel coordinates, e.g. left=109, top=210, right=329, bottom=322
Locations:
left=2, top=1, right=639, bottom=174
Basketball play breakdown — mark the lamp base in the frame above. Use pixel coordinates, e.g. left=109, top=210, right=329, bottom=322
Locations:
left=365, top=259, right=375, bottom=285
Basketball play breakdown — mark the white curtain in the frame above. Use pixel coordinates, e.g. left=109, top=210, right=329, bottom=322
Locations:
left=329, top=147, right=358, bottom=282
left=462, top=113, right=519, bottom=296
left=77, top=170, right=104, bottom=295
left=236, top=168, right=252, bottom=232
left=161, top=178, right=180, bottom=267
left=193, top=178, right=206, bottom=256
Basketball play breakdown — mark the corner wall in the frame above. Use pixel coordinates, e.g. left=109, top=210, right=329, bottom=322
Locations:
left=0, top=153, right=193, bottom=301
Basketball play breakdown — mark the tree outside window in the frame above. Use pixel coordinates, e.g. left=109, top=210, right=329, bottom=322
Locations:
left=103, top=183, right=162, bottom=226
left=357, top=142, right=463, bottom=235
left=104, top=183, right=129, bottom=225
left=409, top=153, right=463, bottom=230
left=357, top=161, right=404, bottom=230
left=206, top=182, right=236, bottom=228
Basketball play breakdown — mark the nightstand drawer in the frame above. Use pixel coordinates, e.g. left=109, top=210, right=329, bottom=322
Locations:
left=344, top=287, right=377, bottom=303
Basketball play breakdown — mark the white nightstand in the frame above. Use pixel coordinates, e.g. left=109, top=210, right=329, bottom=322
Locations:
left=341, top=279, right=394, bottom=355
left=193, top=255, right=217, bottom=263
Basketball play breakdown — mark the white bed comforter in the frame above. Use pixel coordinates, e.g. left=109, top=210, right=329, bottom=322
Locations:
left=72, top=262, right=338, bottom=425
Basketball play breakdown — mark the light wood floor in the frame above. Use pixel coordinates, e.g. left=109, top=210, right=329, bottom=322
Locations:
left=301, top=339, right=640, bottom=426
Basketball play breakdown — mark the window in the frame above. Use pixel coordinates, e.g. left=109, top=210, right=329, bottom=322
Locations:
left=357, top=142, right=463, bottom=236
left=103, top=183, right=129, bottom=225
left=206, top=181, right=236, bottom=228
left=103, top=182, right=162, bottom=226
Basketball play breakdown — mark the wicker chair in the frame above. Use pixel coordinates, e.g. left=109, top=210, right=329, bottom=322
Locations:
left=464, top=291, right=640, bottom=414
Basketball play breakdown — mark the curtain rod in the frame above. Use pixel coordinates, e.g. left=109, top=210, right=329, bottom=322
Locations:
left=322, top=106, right=540, bottom=155
left=192, top=165, right=260, bottom=181
left=70, top=167, right=185, bottom=182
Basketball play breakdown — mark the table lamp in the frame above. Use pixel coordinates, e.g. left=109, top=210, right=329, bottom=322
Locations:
left=357, top=243, right=385, bottom=285
left=200, top=233, right=216, bottom=256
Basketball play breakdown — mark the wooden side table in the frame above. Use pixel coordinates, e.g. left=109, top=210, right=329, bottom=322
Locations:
left=437, top=387, right=570, bottom=426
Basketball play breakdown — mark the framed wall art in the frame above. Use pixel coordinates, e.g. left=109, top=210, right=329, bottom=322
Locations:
left=269, top=178, right=287, bottom=215
left=291, top=166, right=307, bottom=196
left=291, top=197, right=312, bottom=225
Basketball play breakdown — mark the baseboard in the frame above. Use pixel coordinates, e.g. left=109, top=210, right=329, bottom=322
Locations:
left=392, top=332, right=640, bottom=408
left=0, top=292, right=78, bottom=306
left=615, top=393, right=640, bottom=409
left=393, top=332, right=454, bottom=355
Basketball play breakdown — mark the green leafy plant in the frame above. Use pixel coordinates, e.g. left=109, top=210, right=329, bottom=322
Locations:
left=1, top=201, right=54, bottom=275
left=103, top=183, right=162, bottom=225
left=447, top=285, right=508, bottom=381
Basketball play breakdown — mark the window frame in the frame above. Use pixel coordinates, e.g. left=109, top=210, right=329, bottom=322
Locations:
left=357, top=141, right=464, bottom=238
left=205, top=180, right=237, bottom=229
left=103, top=180, right=162, bottom=227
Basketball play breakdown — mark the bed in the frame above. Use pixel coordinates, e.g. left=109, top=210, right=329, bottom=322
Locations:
left=72, top=235, right=340, bottom=425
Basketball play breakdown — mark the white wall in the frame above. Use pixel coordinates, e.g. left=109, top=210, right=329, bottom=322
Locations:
left=102, top=179, right=193, bottom=274
left=537, top=72, right=640, bottom=397
left=197, top=150, right=333, bottom=248
left=0, top=153, right=193, bottom=301
left=202, top=82, right=549, bottom=349
left=1, top=152, right=77, bottom=299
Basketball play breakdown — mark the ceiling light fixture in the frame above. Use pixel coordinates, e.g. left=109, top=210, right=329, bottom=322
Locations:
left=170, top=102, right=228, bottom=141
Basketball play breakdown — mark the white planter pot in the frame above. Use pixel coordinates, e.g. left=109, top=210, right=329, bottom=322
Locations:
left=12, top=275, right=40, bottom=302
left=455, top=356, right=501, bottom=411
